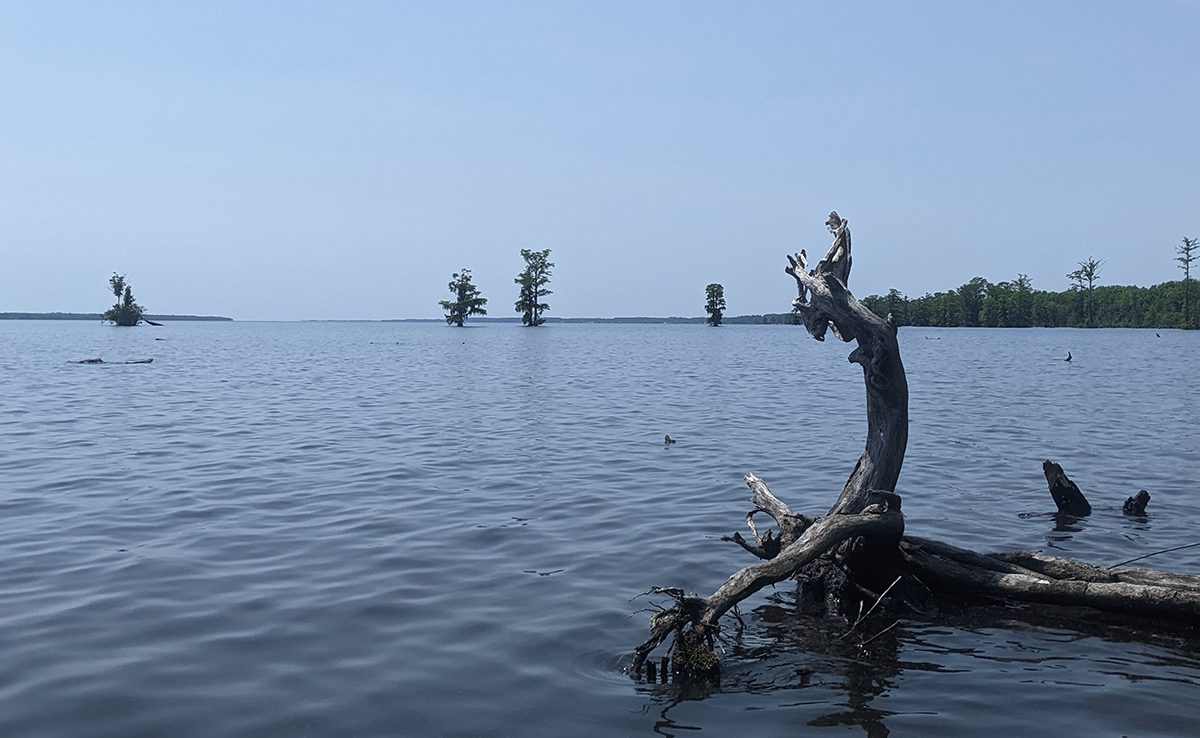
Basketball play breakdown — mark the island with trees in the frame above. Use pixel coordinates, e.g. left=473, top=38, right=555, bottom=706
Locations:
left=103, top=273, right=146, bottom=326
left=1, top=312, right=232, bottom=321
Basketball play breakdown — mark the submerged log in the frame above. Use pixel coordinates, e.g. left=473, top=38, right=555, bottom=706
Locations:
left=902, top=541, right=1200, bottom=620
left=1042, top=460, right=1092, bottom=515
left=631, top=212, right=1200, bottom=680
left=74, top=358, right=153, bottom=365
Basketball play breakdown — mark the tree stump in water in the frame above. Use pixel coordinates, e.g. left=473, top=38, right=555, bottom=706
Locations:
left=1042, top=460, right=1092, bottom=516
left=1124, top=489, right=1151, bottom=515
left=630, top=212, right=1200, bottom=682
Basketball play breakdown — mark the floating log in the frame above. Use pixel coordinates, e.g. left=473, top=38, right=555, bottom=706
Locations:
left=74, top=358, right=154, bottom=365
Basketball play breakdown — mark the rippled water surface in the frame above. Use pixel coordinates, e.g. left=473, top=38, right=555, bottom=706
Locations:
left=2, top=320, right=1198, bottom=736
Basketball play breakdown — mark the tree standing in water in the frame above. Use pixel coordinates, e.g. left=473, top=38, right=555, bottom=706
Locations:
left=1177, top=236, right=1198, bottom=329
left=705, top=283, right=726, bottom=326
left=439, top=269, right=488, bottom=327
left=103, top=273, right=145, bottom=326
left=1067, top=257, right=1104, bottom=327
left=514, top=249, right=554, bottom=327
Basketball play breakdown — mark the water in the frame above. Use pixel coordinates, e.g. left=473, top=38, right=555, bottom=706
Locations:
left=2, top=320, right=1198, bottom=736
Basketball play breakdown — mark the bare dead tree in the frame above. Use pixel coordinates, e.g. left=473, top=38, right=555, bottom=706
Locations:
left=631, top=213, right=1200, bottom=681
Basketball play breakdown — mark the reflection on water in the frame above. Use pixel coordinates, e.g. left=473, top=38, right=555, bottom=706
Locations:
left=637, top=592, right=1200, bottom=737
left=1, top=321, right=1197, bottom=736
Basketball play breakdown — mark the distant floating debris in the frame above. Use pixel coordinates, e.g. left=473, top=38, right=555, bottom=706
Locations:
left=73, top=357, right=153, bottom=365
left=1064, top=351, right=1072, bottom=363
left=664, top=434, right=677, bottom=446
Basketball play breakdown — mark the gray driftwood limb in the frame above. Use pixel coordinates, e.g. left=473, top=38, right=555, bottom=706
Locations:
left=720, top=474, right=814, bottom=558
left=903, top=542, right=1200, bottom=619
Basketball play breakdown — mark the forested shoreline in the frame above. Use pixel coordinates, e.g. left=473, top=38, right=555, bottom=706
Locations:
left=860, top=277, right=1196, bottom=329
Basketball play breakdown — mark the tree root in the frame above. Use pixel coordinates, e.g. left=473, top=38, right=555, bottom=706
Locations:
left=632, top=482, right=903, bottom=678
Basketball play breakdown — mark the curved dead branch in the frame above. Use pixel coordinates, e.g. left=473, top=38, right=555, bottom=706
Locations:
left=786, top=214, right=907, bottom=515
left=721, top=474, right=813, bottom=558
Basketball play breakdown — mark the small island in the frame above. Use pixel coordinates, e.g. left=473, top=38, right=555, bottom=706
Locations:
left=0, top=312, right=233, bottom=321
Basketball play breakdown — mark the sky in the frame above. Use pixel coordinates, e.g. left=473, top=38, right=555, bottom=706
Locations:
left=2, top=1, right=1197, bottom=321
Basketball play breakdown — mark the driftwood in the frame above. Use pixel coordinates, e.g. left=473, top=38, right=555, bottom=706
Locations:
left=74, top=358, right=154, bottom=364
left=631, top=212, right=1200, bottom=681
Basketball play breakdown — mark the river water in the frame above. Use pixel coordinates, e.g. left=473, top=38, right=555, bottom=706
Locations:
left=2, top=320, right=1197, bottom=736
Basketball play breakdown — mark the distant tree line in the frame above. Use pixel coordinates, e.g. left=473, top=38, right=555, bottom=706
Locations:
left=859, top=240, right=1197, bottom=329
left=861, top=277, right=1195, bottom=329
left=431, top=236, right=1198, bottom=329
left=724, top=313, right=800, bottom=325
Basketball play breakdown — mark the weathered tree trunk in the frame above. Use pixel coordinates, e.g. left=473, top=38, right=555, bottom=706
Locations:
left=788, top=212, right=908, bottom=516
left=631, top=212, right=1200, bottom=681
left=1042, top=460, right=1092, bottom=516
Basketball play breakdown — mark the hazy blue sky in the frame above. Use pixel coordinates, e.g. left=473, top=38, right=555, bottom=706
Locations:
left=2, top=2, right=1197, bottom=320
